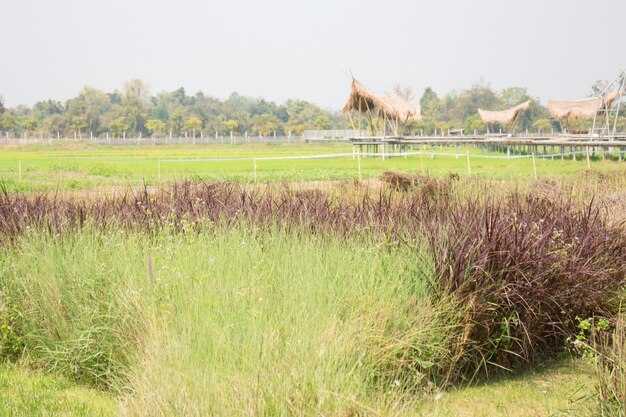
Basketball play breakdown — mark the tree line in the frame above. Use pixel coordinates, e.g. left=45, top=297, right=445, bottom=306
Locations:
left=0, top=79, right=622, bottom=138
left=0, top=80, right=344, bottom=139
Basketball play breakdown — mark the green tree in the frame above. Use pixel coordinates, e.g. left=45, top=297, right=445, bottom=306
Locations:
left=184, top=117, right=202, bottom=137
left=0, top=95, right=5, bottom=115
left=499, top=87, right=530, bottom=108
left=252, top=114, right=280, bottom=136
left=314, top=114, right=331, bottom=130
left=68, top=116, right=87, bottom=137
left=150, top=102, right=169, bottom=121
left=0, top=113, right=17, bottom=133
left=450, top=82, right=501, bottom=122
left=145, top=119, right=165, bottom=138
left=33, top=100, right=63, bottom=121
left=109, top=117, right=130, bottom=138
left=532, top=118, right=552, bottom=133
left=42, top=114, right=66, bottom=136
left=465, top=114, right=486, bottom=133
left=122, top=79, right=150, bottom=135
left=18, top=116, right=37, bottom=138
left=419, top=87, right=443, bottom=133
left=168, top=107, right=187, bottom=136
left=65, top=87, right=111, bottom=134
left=420, top=87, right=440, bottom=119
left=283, top=99, right=329, bottom=134
left=223, top=119, right=238, bottom=135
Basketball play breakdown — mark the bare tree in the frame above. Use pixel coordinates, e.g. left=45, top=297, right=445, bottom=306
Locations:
left=391, top=84, right=415, bottom=103
left=590, top=79, right=609, bottom=97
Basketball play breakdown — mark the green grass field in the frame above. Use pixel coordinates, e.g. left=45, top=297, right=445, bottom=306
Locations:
left=0, top=142, right=624, bottom=191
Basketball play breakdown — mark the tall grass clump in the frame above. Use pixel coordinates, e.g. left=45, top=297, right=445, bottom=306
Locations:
left=119, top=226, right=448, bottom=416
left=590, top=316, right=626, bottom=416
left=0, top=227, right=150, bottom=392
left=1, top=221, right=457, bottom=416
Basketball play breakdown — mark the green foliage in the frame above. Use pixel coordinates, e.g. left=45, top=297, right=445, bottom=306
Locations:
left=314, top=114, right=331, bottom=130
left=0, top=78, right=613, bottom=140
left=0, top=113, right=17, bottom=133
left=33, top=100, right=63, bottom=120
left=183, top=116, right=202, bottom=135
left=499, top=87, right=529, bottom=107
left=65, top=87, right=111, bottom=135
left=108, top=117, right=129, bottom=137
left=18, top=116, right=37, bottom=136
left=464, top=114, right=486, bottom=133
left=420, top=87, right=440, bottom=120
left=252, top=113, right=280, bottom=136
left=144, top=119, right=165, bottom=136
left=122, top=80, right=150, bottom=136
left=222, top=119, right=238, bottom=133
left=167, top=107, right=186, bottom=136
left=533, top=118, right=553, bottom=133
left=451, top=82, right=500, bottom=122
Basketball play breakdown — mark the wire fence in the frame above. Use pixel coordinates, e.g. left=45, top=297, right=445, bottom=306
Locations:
left=0, top=135, right=307, bottom=146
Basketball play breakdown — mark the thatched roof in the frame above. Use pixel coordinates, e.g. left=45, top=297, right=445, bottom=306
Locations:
left=547, top=90, right=623, bottom=119
left=342, top=79, right=421, bottom=122
left=478, top=100, right=531, bottom=124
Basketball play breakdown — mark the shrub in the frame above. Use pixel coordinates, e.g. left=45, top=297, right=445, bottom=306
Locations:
left=427, top=193, right=626, bottom=381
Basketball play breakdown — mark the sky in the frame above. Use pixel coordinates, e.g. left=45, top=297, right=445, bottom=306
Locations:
left=1, top=0, right=625, bottom=110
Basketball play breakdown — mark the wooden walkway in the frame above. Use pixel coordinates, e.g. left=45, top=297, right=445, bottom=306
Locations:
left=350, top=135, right=626, bottom=159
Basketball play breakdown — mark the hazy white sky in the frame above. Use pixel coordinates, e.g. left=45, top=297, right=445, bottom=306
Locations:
left=1, top=0, right=624, bottom=110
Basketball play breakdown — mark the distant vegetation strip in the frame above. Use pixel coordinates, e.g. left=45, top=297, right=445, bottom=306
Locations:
left=2, top=79, right=624, bottom=141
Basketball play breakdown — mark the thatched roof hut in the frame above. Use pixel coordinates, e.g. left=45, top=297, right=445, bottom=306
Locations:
left=547, top=90, right=623, bottom=119
left=478, top=100, right=531, bottom=124
left=342, top=79, right=421, bottom=135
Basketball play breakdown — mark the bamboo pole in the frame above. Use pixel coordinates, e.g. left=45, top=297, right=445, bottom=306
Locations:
left=358, top=97, right=362, bottom=134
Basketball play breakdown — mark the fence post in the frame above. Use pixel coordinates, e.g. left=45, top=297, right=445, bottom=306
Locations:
left=466, top=150, right=471, bottom=176
left=532, top=153, right=537, bottom=180
left=357, top=151, right=362, bottom=181
left=253, top=158, right=257, bottom=184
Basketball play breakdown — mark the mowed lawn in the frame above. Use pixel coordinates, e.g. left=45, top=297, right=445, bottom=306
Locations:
left=0, top=141, right=624, bottom=191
